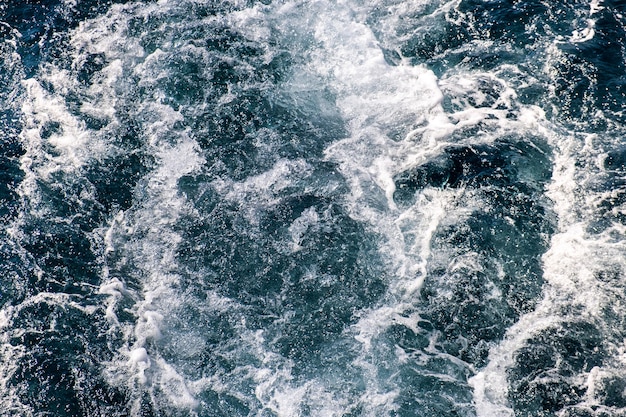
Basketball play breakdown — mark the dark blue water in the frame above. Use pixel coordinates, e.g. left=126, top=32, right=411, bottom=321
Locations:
left=1, top=0, right=626, bottom=415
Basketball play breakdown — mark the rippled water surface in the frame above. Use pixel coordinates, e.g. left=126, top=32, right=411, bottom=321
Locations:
left=2, top=0, right=626, bottom=416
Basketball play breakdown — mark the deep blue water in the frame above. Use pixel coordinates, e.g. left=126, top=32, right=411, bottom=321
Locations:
left=1, top=0, right=626, bottom=416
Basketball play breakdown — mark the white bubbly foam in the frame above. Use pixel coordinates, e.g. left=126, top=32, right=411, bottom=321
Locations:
left=470, top=4, right=626, bottom=414
left=17, top=77, right=105, bottom=211
left=0, top=7, right=127, bottom=414
left=289, top=1, right=626, bottom=415
left=55, top=1, right=208, bottom=411
left=241, top=0, right=554, bottom=414
left=471, top=126, right=626, bottom=415
left=13, top=0, right=620, bottom=415
left=101, top=137, right=204, bottom=410
left=71, top=2, right=366, bottom=415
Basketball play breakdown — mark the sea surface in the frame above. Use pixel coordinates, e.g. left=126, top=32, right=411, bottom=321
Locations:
left=1, top=0, right=626, bottom=416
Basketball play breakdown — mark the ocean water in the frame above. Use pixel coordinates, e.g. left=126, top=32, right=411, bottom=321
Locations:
left=1, top=0, right=626, bottom=416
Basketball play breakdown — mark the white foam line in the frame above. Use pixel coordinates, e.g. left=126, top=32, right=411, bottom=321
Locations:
left=0, top=304, right=29, bottom=417
left=17, top=78, right=102, bottom=206
left=69, top=3, right=321, bottom=415
left=0, top=341, right=32, bottom=417
left=470, top=223, right=626, bottom=415
left=101, top=136, right=204, bottom=408
left=590, top=0, right=604, bottom=16
left=470, top=81, right=626, bottom=416
left=60, top=3, right=210, bottom=410
left=551, top=0, right=603, bottom=44
left=257, top=1, right=565, bottom=414
left=1, top=44, right=120, bottom=412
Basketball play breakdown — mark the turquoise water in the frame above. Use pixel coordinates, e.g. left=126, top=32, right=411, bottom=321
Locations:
left=1, top=0, right=626, bottom=415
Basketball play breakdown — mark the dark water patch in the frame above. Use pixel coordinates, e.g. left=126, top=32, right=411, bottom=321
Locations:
left=366, top=0, right=553, bottom=74
left=604, top=147, right=626, bottom=172
left=0, top=17, right=26, bottom=227
left=8, top=299, right=129, bottom=416
left=394, top=136, right=554, bottom=367
left=20, top=218, right=102, bottom=295
left=362, top=320, right=477, bottom=417
left=176, top=178, right=386, bottom=371
left=86, top=151, right=153, bottom=212
left=190, top=81, right=344, bottom=182
left=423, top=207, right=552, bottom=367
left=364, top=1, right=471, bottom=74
left=456, top=0, right=550, bottom=47
left=0, top=155, right=24, bottom=219
left=394, top=137, right=552, bottom=205
left=396, top=19, right=469, bottom=66
left=593, top=375, right=626, bottom=409
left=0, top=35, right=23, bottom=139
left=160, top=306, right=239, bottom=380
left=394, top=379, right=476, bottom=417
left=585, top=147, right=626, bottom=233
left=0, top=28, right=31, bottom=309
left=0, top=241, right=34, bottom=309
left=195, top=391, right=251, bottom=417
left=508, top=321, right=607, bottom=416
left=557, top=7, right=626, bottom=116
left=77, top=52, right=107, bottom=85
left=32, top=173, right=104, bottom=229
left=365, top=0, right=626, bottom=131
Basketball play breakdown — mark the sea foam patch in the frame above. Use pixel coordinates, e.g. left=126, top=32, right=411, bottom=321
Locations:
left=6, top=0, right=626, bottom=415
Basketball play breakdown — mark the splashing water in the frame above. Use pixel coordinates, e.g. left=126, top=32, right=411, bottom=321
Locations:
left=1, top=0, right=626, bottom=416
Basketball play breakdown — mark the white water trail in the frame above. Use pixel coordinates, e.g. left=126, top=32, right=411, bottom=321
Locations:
left=471, top=32, right=626, bottom=414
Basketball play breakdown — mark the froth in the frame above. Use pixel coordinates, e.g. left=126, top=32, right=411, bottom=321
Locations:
left=10, top=0, right=618, bottom=415
left=18, top=78, right=101, bottom=190
left=101, top=138, right=203, bottom=410
left=266, top=1, right=561, bottom=415
left=470, top=15, right=626, bottom=412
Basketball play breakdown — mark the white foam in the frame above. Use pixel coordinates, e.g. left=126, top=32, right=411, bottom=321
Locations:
left=129, top=347, right=149, bottom=364
left=0, top=341, right=32, bottom=417
left=17, top=0, right=615, bottom=414
left=555, top=0, right=604, bottom=44
left=0, top=300, right=29, bottom=415
left=101, top=136, right=204, bottom=408
left=470, top=309, right=559, bottom=416
left=288, top=206, right=319, bottom=252
left=470, top=30, right=626, bottom=414
left=46, top=2, right=214, bottom=411
left=249, top=1, right=566, bottom=414
left=590, top=0, right=604, bottom=16
left=151, top=357, right=199, bottom=409
left=570, top=22, right=596, bottom=43
left=215, top=158, right=313, bottom=207
left=469, top=221, right=626, bottom=414
left=17, top=78, right=101, bottom=202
